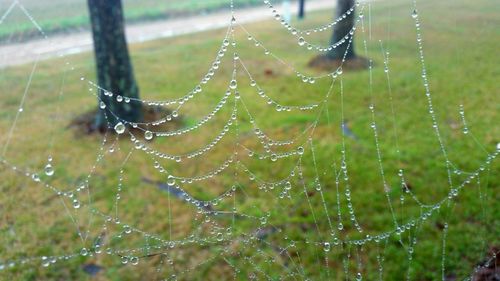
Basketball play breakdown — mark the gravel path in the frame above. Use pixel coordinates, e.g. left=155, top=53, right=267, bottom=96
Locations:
left=0, top=0, right=334, bottom=68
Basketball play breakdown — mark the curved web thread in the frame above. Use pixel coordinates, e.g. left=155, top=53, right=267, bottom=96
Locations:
left=0, top=0, right=498, bottom=280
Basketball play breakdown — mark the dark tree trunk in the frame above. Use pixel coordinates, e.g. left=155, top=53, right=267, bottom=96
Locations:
left=298, top=0, right=305, bottom=19
left=87, top=0, right=141, bottom=130
left=326, top=0, right=356, bottom=60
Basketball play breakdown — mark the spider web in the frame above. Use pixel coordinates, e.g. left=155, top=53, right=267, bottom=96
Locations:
left=0, top=0, right=498, bottom=280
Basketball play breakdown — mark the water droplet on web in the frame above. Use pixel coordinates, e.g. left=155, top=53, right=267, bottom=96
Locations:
left=44, top=163, right=54, bottom=176
left=298, top=37, right=305, bottom=46
left=99, top=101, right=106, bottom=109
left=31, top=173, right=40, bottom=182
left=323, top=242, right=331, bottom=252
left=114, top=122, right=125, bottom=134
left=80, top=248, right=88, bottom=256
left=270, top=154, right=278, bottom=162
left=41, top=256, right=50, bottom=267
left=124, top=225, right=132, bottom=234
left=297, top=146, right=304, bottom=155
left=72, top=199, right=80, bottom=209
left=411, top=9, right=418, bottom=18
left=260, top=217, right=267, bottom=225
left=144, top=130, right=153, bottom=140
left=216, top=233, right=223, bottom=241
left=130, top=257, right=139, bottom=265
left=167, top=176, right=176, bottom=186
left=229, top=79, right=237, bottom=90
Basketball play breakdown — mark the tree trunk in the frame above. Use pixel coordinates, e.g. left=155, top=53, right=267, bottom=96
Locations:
left=326, top=0, right=356, bottom=60
left=87, top=0, right=141, bottom=130
left=298, top=0, right=305, bottom=19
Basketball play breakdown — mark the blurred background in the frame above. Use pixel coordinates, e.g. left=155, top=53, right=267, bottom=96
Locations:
left=0, top=0, right=498, bottom=280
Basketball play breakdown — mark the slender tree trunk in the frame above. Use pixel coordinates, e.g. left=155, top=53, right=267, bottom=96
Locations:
left=298, top=0, right=305, bottom=19
left=87, top=0, right=141, bottom=130
left=326, top=0, right=356, bottom=60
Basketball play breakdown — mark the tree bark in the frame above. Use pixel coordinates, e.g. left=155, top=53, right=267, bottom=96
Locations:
left=326, top=0, right=356, bottom=60
left=87, top=0, right=142, bottom=130
left=298, top=0, right=305, bottom=19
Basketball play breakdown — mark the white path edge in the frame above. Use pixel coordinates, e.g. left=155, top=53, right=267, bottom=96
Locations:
left=0, top=0, right=336, bottom=68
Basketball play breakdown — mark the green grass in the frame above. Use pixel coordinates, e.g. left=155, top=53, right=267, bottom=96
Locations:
left=0, top=0, right=499, bottom=280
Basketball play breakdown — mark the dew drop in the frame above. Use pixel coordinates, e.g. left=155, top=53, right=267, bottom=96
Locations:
left=323, top=242, right=331, bottom=252
left=99, top=101, right=106, bottom=109
left=114, top=122, right=125, bottom=134
left=31, top=173, right=40, bottom=182
left=260, top=217, right=267, bottom=225
left=44, top=164, right=54, bottom=176
left=167, top=176, right=176, bottom=186
left=229, top=79, right=237, bottom=90
left=216, top=233, right=223, bottom=242
left=411, top=9, right=418, bottom=19
left=130, top=257, right=139, bottom=265
left=41, top=256, right=50, bottom=267
left=297, top=146, right=304, bottom=155
left=298, top=37, right=305, bottom=46
left=80, top=248, right=88, bottom=256
left=144, top=130, right=153, bottom=140
left=124, top=225, right=132, bottom=234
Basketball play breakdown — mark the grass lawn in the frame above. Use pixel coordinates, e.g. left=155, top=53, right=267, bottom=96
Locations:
left=0, top=0, right=498, bottom=280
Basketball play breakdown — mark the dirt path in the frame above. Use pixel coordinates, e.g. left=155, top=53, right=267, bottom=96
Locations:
left=0, top=0, right=334, bottom=68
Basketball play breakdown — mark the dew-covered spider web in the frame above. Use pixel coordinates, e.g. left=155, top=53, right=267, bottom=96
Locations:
left=0, top=0, right=499, bottom=280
